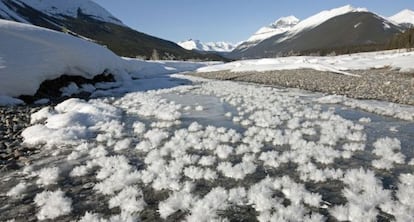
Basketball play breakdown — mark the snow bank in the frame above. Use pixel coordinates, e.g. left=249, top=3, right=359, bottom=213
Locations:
left=0, top=19, right=211, bottom=98
left=0, top=19, right=127, bottom=97
left=197, top=50, right=414, bottom=75
left=22, top=98, right=122, bottom=147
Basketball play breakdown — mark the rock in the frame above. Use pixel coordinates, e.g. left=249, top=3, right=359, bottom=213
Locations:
left=4, top=142, right=13, bottom=148
left=0, top=153, right=11, bottom=159
left=0, top=105, right=42, bottom=170
left=14, top=150, right=22, bottom=158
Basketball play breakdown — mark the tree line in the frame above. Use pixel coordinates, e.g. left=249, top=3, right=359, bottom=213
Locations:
left=288, top=28, right=414, bottom=57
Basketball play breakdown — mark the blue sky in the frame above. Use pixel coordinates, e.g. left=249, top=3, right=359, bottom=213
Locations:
left=93, top=0, right=412, bottom=43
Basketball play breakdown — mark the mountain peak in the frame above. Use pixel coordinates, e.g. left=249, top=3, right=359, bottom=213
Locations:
left=289, top=5, right=367, bottom=34
left=269, top=16, right=300, bottom=28
left=178, top=39, right=237, bottom=52
left=389, top=9, right=414, bottom=26
left=246, top=15, right=300, bottom=43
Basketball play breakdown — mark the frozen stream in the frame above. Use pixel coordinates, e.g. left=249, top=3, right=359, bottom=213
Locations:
left=1, top=75, right=413, bottom=222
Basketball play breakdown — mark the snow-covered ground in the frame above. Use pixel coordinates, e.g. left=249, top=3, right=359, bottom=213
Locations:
left=1, top=73, right=414, bottom=221
left=197, top=49, right=414, bottom=75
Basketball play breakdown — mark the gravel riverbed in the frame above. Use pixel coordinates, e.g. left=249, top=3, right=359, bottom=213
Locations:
left=190, top=69, right=414, bottom=105
left=0, top=106, right=42, bottom=171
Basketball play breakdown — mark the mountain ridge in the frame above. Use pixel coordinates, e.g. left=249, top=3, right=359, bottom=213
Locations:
left=389, top=9, right=414, bottom=28
left=0, top=0, right=224, bottom=61
left=230, top=5, right=405, bottom=59
left=178, top=39, right=237, bottom=52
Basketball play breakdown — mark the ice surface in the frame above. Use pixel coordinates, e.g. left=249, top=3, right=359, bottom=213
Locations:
left=316, top=95, right=414, bottom=121
left=2, top=69, right=414, bottom=221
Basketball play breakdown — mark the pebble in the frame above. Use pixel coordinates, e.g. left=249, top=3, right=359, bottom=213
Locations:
left=0, top=105, right=39, bottom=171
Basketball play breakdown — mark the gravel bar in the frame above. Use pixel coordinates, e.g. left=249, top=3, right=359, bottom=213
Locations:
left=190, top=69, right=414, bottom=105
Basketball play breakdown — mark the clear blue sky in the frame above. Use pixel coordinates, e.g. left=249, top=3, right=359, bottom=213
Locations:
left=93, top=0, right=412, bottom=43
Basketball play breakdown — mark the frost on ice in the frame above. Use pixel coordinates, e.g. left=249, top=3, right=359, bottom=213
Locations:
left=34, top=190, right=72, bottom=220
left=2, top=74, right=414, bottom=221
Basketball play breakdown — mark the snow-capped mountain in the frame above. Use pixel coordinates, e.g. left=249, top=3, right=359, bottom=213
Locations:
left=0, top=0, right=123, bottom=25
left=0, top=0, right=223, bottom=61
left=231, top=5, right=403, bottom=59
left=237, top=16, right=299, bottom=51
left=389, top=9, right=414, bottom=28
left=282, top=5, right=368, bottom=39
left=248, top=16, right=300, bottom=43
left=178, top=39, right=237, bottom=52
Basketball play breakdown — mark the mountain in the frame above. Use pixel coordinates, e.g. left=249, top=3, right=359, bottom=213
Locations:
left=0, top=0, right=223, bottom=61
left=389, top=9, right=414, bottom=28
left=178, top=39, right=237, bottom=52
left=0, top=0, right=123, bottom=25
left=230, top=5, right=404, bottom=59
left=237, top=16, right=300, bottom=51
